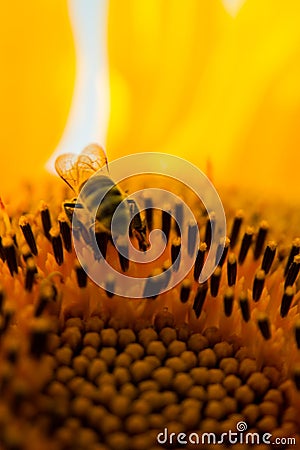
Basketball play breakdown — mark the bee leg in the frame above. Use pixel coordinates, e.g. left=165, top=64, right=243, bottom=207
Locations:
left=72, top=219, right=91, bottom=245
left=63, top=202, right=83, bottom=208
left=127, top=199, right=150, bottom=251
left=132, top=222, right=150, bottom=252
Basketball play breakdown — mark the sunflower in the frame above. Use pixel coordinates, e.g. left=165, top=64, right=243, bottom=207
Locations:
left=0, top=1, right=300, bottom=450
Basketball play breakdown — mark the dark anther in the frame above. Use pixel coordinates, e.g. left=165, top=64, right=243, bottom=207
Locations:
left=75, top=263, right=88, bottom=288
left=162, top=210, right=172, bottom=242
left=284, top=238, right=300, bottom=277
left=171, top=238, right=181, bottom=272
left=224, top=288, right=234, bottom=317
left=252, top=269, right=265, bottom=302
left=238, top=227, right=254, bottom=264
left=180, top=280, right=191, bottom=303
left=3, top=238, right=18, bottom=276
left=261, top=241, right=277, bottom=274
left=95, top=232, right=109, bottom=260
left=216, top=237, right=230, bottom=268
left=295, top=321, right=300, bottom=349
left=257, top=314, right=271, bottom=340
left=58, top=215, right=72, bottom=252
left=280, top=286, right=294, bottom=318
left=239, top=291, right=250, bottom=322
left=229, top=211, right=243, bottom=249
left=188, top=222, right=198, bottom=257
left=40, top=202, right=52, bottom=240
left=284, top=255, right=300, bottom=288
left=50, top=229, right=64, bottom=266
left=19, top=216, right=38, bottom=255
left=227, top=253, right=237, bottom=287
left=193, top=282, right=208, bottom=318
left=25, top=258, right=37, bottom=292
left=193, top=243, right=207, bottom=282
left=253, top=221, right=268, bottom=260
left=204, top=214, right=215, bottom=250
left=210, top=267, right=222, bottom=297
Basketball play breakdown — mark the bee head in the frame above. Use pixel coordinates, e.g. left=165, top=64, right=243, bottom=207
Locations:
left=63, top=197, right=82, bottom=223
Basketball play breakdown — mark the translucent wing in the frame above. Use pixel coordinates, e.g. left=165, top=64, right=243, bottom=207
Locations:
left=80, top=143, right=108, bottom=172
left=55, top=144, right=108, bottom=194
left=55, top=153, right=81, bottom=193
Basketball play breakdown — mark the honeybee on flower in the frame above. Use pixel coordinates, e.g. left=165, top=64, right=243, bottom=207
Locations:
left=55, top=143, right=150, bottom=252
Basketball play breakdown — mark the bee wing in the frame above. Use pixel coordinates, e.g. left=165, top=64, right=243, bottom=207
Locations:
left=80, top=143, right=109, bottom=173
left=55, top=153, right=81, bottom=193
left=55, top=144, right=109, bottom=194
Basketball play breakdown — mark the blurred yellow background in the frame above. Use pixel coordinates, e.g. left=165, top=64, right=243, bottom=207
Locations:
left=107, top=0, right=300, bottom=203
left=1, top=0, right=300, bottom=204
left=0, top=0, right=75, bottom=190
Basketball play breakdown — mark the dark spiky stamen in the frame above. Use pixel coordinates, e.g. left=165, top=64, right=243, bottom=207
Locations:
left=0, top=285, right=4, bottom=313
left=144, top=196, right=153, bottom=231
left=239, top=291, right=250, bottom=322
left=193, top=282, right=208, bottom=318
left=227, top=253, right=237, bottom=287
left=3, top=237, right=18, bottom=276
left=30, top=318, right=51, bottom=358
left=50, top=228, right=64, bottom=266
left=58, top=214, right=72, bottom=253
left=216, top=237, right=230, bottom=268
left=254, top=221, right=269, bottom=260
left=252, top=269, right=265, bottom=301
left=257, top=314, right=271, bottom=340
left=223, top=288, right=234, bottom=317
left=19, top=216, right=38, bottom=256
left=95, top=231, right=109, bottom=260
left=261, top=241, right=277, bottom=274
left=238, top=227, right=254, bottom=264
left=229, top=210, right=243, bottom=249
left=105, top=275, right=115, bottom=298
left=0, top=236, right=6, bottom=261
left=188, top=221, right=198, bottom=257
left=171, top=237, right=181, bottom=272
left=210, top=266, right=222, bottom=297
left=180, top=279, right=191, bottom=303
left=284, top=255, right=300, bottom=288
left=118, top=238, right=129, bottom=272
left=25, top=258, right=37, bottom=292
left=162, top=209, right=172, bottom=242
left=174, top=202, right=183, bottom=237
left=284, top=238, right=300, bottom=276
left=3, top=170, right=300, bottom=447
left=34, top=285, right=56, bottom=317
left=204, top=213, right=215, bottom=250
left=280, top=286, right=294, bottom=318
left=193, top=243, right=207, bottom=282
left=75, top=263, right=87, bottom=288
left=40, top=202, right=52, bottom=240
left=293, top=366, right=300, bottom=390
left=295, top=320, right=300, bottom=349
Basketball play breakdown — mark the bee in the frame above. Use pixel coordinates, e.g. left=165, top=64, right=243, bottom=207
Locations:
left=55, top=144, right=150, bottom=252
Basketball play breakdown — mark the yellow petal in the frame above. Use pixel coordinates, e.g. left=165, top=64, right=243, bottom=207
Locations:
left=107, top=0, right=230, bottom=156
left=0, top=1, right=75, bottom=192
left=107, top=0, right=300, bottom=202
